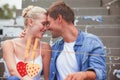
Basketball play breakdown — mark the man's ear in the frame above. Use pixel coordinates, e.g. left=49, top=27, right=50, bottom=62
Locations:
left=57, top=14, right=62, bottom=23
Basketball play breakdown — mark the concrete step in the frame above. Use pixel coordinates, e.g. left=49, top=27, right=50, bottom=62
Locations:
left=76, top=24, right=120, bottom=31
left=106, top=48, right=120, bottom=63
left=102, top=0, right=120, bottom=15
left=0, top=62, right=5, bottom=77
left=102, top=0, right=119, bottom=6
left=73, top=7, right=108, bottom=15
left=61, top=0, right=101, bottom=8
left=75, top=15, right=120, bottom=25
left=100, top=36, right=120, bottom=48
left=76, top=25, right=120, bottom=36
left=107, top=63, right=120, bottom=80
left=106, top=48, right=120, bottom=56
left=85, top=27, right=120, bottom=36
left=102, top=0, right=113, bottom=5
left=77, top=24, right=120, bottom=28
left=22, top=0, right=101, bottom=8
left=16, top=7, right=108, bottom=17
left=109, top=5, right=120, bottom=15
left=106, top=58, right=120, bottom=67
left=0, top=49, right=3, bottom=59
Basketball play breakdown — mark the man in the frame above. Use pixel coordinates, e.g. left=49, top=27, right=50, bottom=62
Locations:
left=47, top=1, right=106, bottom=80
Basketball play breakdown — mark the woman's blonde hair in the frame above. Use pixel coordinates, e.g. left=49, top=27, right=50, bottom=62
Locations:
left=22, top=5, right=47, bottom=27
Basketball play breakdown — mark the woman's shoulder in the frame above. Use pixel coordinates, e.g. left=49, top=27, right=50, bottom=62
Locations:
left=2, top=39, right=13, bottom=46
left=1, top=40, right=13, bottom=51
left=2, top=38, right=20, bottom=48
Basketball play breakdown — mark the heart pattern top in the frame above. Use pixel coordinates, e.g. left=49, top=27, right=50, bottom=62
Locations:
left=26, top=63, right=40, bottom=78
left=17, top=61, right=40, bottom=78
left=16, top=37, right=40, bottom=79
left=16, top=62, right=27, bottom=77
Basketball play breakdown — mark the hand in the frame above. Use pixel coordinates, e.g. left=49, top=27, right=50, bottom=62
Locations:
left=19, top=29, right=26, bottom=38
left=65, top=72, right=87, bottom=80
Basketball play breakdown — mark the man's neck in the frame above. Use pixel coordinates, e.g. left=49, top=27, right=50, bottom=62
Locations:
left=62, top=25, right=78, bottom=43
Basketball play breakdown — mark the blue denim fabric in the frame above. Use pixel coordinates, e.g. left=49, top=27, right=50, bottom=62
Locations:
left=49, top=30, right=106, bottom=80
left=7, top=76, right=20, bottom=80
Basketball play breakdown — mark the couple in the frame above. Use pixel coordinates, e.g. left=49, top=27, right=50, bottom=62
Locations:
left=2, top=1, right=106, bottom=80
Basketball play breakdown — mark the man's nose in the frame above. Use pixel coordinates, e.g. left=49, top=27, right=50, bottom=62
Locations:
left=45, top=25, right=50, bottom=30
left=43, top=26, right=47, bottom=31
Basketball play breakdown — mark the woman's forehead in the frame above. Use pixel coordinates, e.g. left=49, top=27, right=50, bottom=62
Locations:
left=36, top=14, right=47, bottom=21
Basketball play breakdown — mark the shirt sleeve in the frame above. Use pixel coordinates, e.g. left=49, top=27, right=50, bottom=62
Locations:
left=87, top=38, right=106, bottom=80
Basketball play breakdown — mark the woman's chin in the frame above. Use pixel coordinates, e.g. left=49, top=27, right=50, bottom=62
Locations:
left=37, top=35, right=43, bottom=39
left=34, top=34, right=43, bottom=39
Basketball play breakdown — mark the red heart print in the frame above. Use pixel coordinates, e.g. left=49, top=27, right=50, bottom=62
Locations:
left=16, top=62, right=27, bottom=77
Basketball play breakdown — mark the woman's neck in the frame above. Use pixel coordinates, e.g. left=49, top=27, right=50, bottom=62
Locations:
left=21, top=31, right=36, bottom=46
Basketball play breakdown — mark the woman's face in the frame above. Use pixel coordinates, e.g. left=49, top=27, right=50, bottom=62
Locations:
left=31, top=14, right=47, bottom=38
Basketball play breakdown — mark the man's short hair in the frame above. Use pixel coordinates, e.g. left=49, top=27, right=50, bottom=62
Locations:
left=47, top=1, right=74, bottom=24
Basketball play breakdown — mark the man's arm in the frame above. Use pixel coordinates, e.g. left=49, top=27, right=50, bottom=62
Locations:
left=65, top=70, right=96, bottom=80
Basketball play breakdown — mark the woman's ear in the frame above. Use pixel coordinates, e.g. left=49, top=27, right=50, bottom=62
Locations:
left=27, top=18, right=33, bottom=27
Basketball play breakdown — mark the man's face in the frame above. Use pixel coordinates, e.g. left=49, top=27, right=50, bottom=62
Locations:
left=47, top=15, right=62, bottom=38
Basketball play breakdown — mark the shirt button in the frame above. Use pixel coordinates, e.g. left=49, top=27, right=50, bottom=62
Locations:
left=52, top=72, right=55, bottom=74
left=51, top=58, right=53, bottom=60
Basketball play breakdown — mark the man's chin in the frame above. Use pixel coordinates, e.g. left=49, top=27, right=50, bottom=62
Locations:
left=52, top=35, right=59, bottom=38
left=52, top=35, right=56, bottom=38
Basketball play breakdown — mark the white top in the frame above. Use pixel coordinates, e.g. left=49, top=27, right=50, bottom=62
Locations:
left=5, top=39, right=42, bottom=80
left=56, top=42, right=79, bottom=80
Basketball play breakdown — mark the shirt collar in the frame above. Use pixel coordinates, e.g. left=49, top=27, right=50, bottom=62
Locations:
left=59, top=30, right=84, bottom=46
left=75, top=30, right=84, bottom=46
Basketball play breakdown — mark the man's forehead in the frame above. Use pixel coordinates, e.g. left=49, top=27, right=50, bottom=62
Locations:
left=47, top=15, right=53, bottom=21
left=47, top=15, right=50, bottom=19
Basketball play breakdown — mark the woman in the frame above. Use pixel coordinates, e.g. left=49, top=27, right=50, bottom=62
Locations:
left=2, top=5, right=51, bottom=80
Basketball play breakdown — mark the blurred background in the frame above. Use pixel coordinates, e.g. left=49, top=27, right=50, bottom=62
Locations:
left=0, top=0, right=120, bottom=80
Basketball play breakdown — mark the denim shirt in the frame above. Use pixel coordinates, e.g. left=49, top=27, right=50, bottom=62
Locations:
left=49, top=31, right=106, bottom=80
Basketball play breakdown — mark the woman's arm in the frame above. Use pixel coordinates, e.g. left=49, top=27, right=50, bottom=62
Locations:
left=2, top=40, right=33, bottom=80
left=2, top=40, right=21, bottom=78
left=42, top=42, right=51, bottom=80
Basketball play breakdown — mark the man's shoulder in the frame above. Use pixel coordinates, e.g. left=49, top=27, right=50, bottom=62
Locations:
left=78, top=31, right=103, bottom=45
left=83, top=32, right=101, bottom=41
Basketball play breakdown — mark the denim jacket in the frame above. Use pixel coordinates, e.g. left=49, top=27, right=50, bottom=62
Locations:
left=49, top=31, right=106, bottom=80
